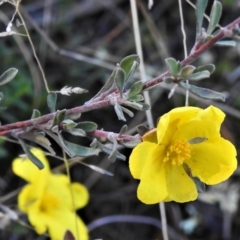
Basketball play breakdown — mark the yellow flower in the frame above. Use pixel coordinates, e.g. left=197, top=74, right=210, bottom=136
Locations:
left=129, top=106, right=237, bottom=204
left=12, top=148, right=89, bottom=240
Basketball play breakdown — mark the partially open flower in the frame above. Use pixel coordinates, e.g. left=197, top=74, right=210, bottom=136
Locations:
left=12, top=148, right=89, bottom=240
left=129, top=106, right=237, bottom=204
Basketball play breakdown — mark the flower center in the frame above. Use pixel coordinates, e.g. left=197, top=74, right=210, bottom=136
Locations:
left=40, top=193, right=59, bottom=212
left=163, top=140, right=191, bottom=165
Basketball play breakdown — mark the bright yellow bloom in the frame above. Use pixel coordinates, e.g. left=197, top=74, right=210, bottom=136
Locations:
left=129, top=106, right=237, bottom=204
left=12, top=148, right=89, bottom=240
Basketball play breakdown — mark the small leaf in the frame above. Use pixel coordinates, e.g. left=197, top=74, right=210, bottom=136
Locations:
left=56, top=109, right=67, bottom=124
left=19, top=139, right=44, bottom=169
left=122, top=101, right=143, bottom=110
left=66, top=128, right=86, bottom=137
left=119, top=125, right=128, bottom=136
left=0, top=68, right=18, bottom=86
left=114, top=103, right=126, bottom=121
left=179, top=65, right=196, bottom=77
left=188, top=70, right=210, bottom=81
left=165, top=58, right=180, bottom=77
left=138, top=102, right=151, bottom=111
left=77, top=121, right=98, bottom=132
left=207, top=1, right=222, bottom=35
left=47, top=92, right=57, bottom=113
left=188, top=137, right=208, bottom=144
left=193, top=64, right=215, bottom=74
left=63, top=230, right=75, bottom=240
left=128, top=94, right=144, bottom=102
left=137, top=124, right=150, bottom=136
left=31, top=109, right=41, bottom=119
left=215, top=40, right=236, bottom=47
left=196, top=0, right=208, bottom=36
left=64, top=140, right=100, bottom=157
left=68, top=112, right=81, bottom=120
left=63, top=121, right=78, bottom=130
left=84, top=164, right=113, bottom=176
left=52, top=125, right=59, bottom=133
left=128, top=81, right=143, bottom=99
left=90, top=138, right=98, bottom=148
left=180, top=82, right=225, bottom=101
left=115, top=67, right=126, bottom=97
left=120, top=54, right=140, bottom=84
left=121, top=106, right=134, bottom=118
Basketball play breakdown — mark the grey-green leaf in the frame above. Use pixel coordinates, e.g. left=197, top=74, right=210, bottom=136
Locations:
left=115, top=67, right=126, bottom=97
left=137, top=124, right=149, bottom=136
left=114, top=103, right=126, bottom=121
left=19, top=139, right=44, bottom=169
left=64, top=140, right=100, bottom=157
left=77, top=121, right=98, bottom=132
left=196, top=0, right=208, bottom=36
left=31, top=109, right=41, bottom=119
left=165, top=58, right=179, bottom=77
left=188, top=70, right=210, bottom=81
left=119, top=125, right=128, bottom=136
left=47, top=92, right=57, bottom=113
left=128, top=94, right=144, bottom=102
left=120, top=54, right=140, bottom=84
left=128, top=81, right=143, bottom=99
left=122, top=138, right=141, bottom=148
left=192, top=177, right=206, bottom=193
left=215, top=40, right=236, bottom=47
left=66, top=128, right=86, bottom=137
left=180, top=82, right=225, bottom=101
left=0, top=68, right=18, bottom=86
left=193, top=64, right=215, bottom=74
left=121, top=106, right=134, bottom=118
left=179, top=65, right=196, bottom=77
left=56, top=109, right=66, bottom=124
left=207, top=1, right=222, bottom=35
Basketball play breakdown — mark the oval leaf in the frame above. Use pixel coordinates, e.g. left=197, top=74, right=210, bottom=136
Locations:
left=128, top=81, right=143, bottom=99
left=66, top=128, right=86, bottom=137
left=196, top=0, right=208, bottom=36
left=115, top=67, right=126, bottom=97
left=188, top=70, right=210, bottom=81
left=165, top=58, right=180, bottom=77
left=193, top=64, right=215, bottom=74
left=0, top=68, right=18, bottom=86
left=179, top=65, right=196, bottom=77
left=47, top=92, right=57, bottom=113
left=77, top=121, right=98, bottom=132
left=180, top=82, right=225, bottom=101
left=207, top=1, right=222, bottom=35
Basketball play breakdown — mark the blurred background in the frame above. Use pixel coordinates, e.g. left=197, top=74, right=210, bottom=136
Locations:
left=0, top=0, right=239, bottom=239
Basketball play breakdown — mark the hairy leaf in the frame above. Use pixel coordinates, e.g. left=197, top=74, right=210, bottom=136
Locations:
left=0, top=68, right=18, bottom=86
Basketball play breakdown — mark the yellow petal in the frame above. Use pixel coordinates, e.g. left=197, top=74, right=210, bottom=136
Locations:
left=28, top=208, right=88, bottom=240
left=165, top=163, right=198, bottom=202
left=129, top=142, right=157, bottom=179
left=157, top=107, right=201, bottom=145
left=137, top=145, right=168, bottom=204
left=142, top=128, right=158, bottom=143
left=186, top=138, right=237, bottom=184
left=46, top=175, right=89, bottom=210
left=12, top=148, right=50, bottom=183
left=18, top=181, right=46, bottom=212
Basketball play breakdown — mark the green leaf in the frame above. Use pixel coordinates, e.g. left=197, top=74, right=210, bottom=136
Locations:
left=179, top=65, right=196, bottom=77
left=164, top=77, right=174, bottom=84
left=165, top=58, right=180, bottom=77
left=64, top=139, right=100, bottom=157
left=31, top=109, right=41, bottom=119
left=47, top=92, right=57, bottom=113
left=68, top=112, right=81, bottom=120
left=66, top=128, right=86, bottom=137
left=114, top=67, right=126, bottom=97
left=122, top=138, right=141, bottom=148
left=193, top=64, right=215, bottom=74
left=19, top=139, right=44, bottom=169
left=120, top=54, right=140, bottom=84
left=207, top=1, right=222, bottom=35
left=122, top=101, right=143, bottom=110
left=128, top=81, right=143, bottom=99
left=136, top=124, right=149, bottom=136
left=128, top=94, right=144, bottom=102
left=77, top=121, right=98, bottom=132
left=0, top=68, right=18, bottom=86
left=114, top=103, right=126, bottom=121
left=188, top=70, right=210, bottom=81
left=138, top=102, right=151, bottom=111
left=20, top=132, right=55, bottom=155
left=215, top=40, right=236, bottom=47
left=188, top=137, right=208, bottom=144
left=56, top=109, right=66, bottom=124
left=196, top=0, right=208, bottom=36
left=180, top=82, right=225, bottom=101
left=62, top=120, right=78, bottom=130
